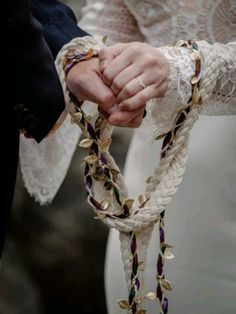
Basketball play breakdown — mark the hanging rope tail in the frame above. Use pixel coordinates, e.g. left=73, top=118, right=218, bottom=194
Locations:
left=55, top=37, right=219, bottom=313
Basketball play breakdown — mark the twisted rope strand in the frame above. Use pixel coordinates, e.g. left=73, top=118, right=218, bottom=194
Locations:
left=55, top=39, right=220, bottom=313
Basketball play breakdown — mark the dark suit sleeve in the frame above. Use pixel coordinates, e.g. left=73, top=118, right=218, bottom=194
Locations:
left=5, top=0, right=66, bottom=142
left=31, top=0, right=89, bottom=58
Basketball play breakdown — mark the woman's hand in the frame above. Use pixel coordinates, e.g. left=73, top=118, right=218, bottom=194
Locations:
left=99, top=42, right=170, bottom=112
left=66, top=57, right=146, bottom=128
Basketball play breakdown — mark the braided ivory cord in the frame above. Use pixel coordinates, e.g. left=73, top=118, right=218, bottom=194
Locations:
left=55, top=37, right=221, bottom=312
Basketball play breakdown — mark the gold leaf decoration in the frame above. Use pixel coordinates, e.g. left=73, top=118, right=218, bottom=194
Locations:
left=160, top=242, right=174, bottom=249
left=175, top=39, right=186, bottom=47
left=191, top=76, right=199, bottom=85
left=139, top=197, right=150, bottom=208
left=138, top=194, right=146, bottom=205
left=84, top=155, right=99, bottom=164
left=145, top=292, right=157, bottom=300
left=110, top=168, right=120, bottom=176
left=191, top=51, right=200, bottom=61
left=100, top=138, right=112, bottom=151
left=117, top=299, right=130, bottom=310
left=101, top=200, right=110, bottom=210
left=155, top=133, right=166, bottom=140
left=125, top=199, right=134, bottom=209
left=164, top=250, right=175, bottom=260
left=79, top=138, right=93, bottom=148
left=160, top=278, right=172, bottom=291
left=145, top=176, right=152, bottom=184
left=94, top=213, right=106, bottom=220
left=86, top=115, right=93, bottom=121
left=192, top=85, right=201, bottom=104
left=71, top=112, right=82, bottom=124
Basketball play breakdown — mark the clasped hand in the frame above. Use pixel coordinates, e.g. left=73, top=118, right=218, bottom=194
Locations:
left=67, top=42, right=169, bottom=128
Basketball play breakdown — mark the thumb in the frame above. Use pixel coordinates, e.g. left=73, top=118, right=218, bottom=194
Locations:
left=99, top=43, right=128, bottom=72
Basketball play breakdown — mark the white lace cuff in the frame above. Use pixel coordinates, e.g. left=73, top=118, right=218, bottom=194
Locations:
left=144, top=41, right=236, bottom=137
left=143, top=46, right=195, bottom=137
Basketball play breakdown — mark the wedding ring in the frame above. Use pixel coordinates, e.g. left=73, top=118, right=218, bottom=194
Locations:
left=136, top=75, right=146, bottom=89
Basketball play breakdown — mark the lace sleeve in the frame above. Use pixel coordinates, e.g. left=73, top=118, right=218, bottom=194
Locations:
left=19, top=115, right=81, bottom=205
left=146, top=41, right=236, bottom=136
left=79, top=0, right=144, bottom=45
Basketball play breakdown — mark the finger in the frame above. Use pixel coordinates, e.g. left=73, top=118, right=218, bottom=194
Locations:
left=77, top=72, right=117, bottom=114
left=66, top=58, right=117, bottom=115
left=99, top=43, right=128, bottom=72
left=108, top=107, right=145, bottom=127
left=117, top=66, right=169, bottom=103
left=125, top=113, right=144, bottom=128
left=102, top=50, right=133, bottom=86
left=110, top=64, right=142, bottom=95
left=117, top=73, right=149, bottom=103
left=119, top=81, right=168, bottom=111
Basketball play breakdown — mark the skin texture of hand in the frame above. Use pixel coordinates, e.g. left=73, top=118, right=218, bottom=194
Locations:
left=66, top=57, right=145, bottom=127
left=66, top=57, right=116, bottom=114
left=99, top=42, right=169, bottom=114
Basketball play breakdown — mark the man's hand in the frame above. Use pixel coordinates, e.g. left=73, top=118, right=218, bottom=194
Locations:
left=66, top=57, right=146, bottom=128
left=66, top=57, right=116, bottom=115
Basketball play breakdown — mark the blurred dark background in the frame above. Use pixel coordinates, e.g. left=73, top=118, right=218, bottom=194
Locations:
left=0, top=1, right=132, bottom=313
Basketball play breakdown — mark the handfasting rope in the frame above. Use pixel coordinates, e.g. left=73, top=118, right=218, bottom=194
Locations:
left=55, top=36, right=219, bottom=313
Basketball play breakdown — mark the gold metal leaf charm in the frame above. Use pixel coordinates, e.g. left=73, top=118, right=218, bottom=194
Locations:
left=125, top=199, right=134, bottom=210
left=101, top=200, right=110, bottom=210
left=145, top=292, right=156, bottom=300
left=86, top=115, right=93, bottom=121
left=110, top=168, right=120, bottom=176
left=191, top=51, right=200, bottom=61
left=71, top=112, right=82, bottom=124
left=164, top=250, right=175, bottom=260
left=145, top=176, right=152, bottom=184
left=100, top=138, right=112, bottom=151
left=138, top=194, right=146, bottom=205
left=160, top=278, right=172, bottom=291
left=191, top=76, right=199, bottom=85
left=160, top=242, right=174, bottom=249
left=192, top=85, right=201, bottom=104
left=138, top=195, right=149, bottom=208
left=137, top=310, right=147, bottom=314
left=79, top=139, right=93, bottom=148
left=117, top=299, right=130, bottom=310
left=175, top=40, right=186, bottom=47
left=155, top=133, right=166, bottom=140
left=84, top=155, right=99, bottom=164
left=94, top=213, right=106, bottom=220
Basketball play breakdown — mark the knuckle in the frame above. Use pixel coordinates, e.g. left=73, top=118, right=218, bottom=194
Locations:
left=123, top=85, right=133, bottom=97
left=146, top=54, right=158, bottom=66
left=112, top=78, right=122, bottom=92
left=103, top=71, right=112, bottom=85
left=102, top=92, right=115, bottom=106
left=120, top=101, right=131, bottom=111
left=139, top=93, right=147, bottom=104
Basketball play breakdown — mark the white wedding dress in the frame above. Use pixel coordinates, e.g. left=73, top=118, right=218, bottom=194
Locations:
left=79, top=1, right=236, bottom=313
